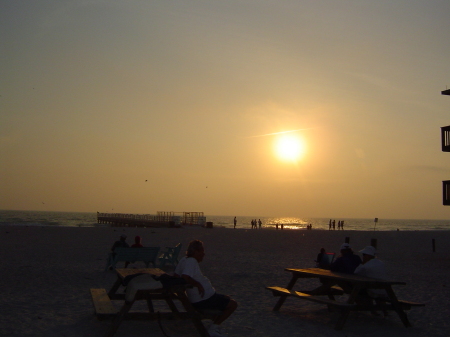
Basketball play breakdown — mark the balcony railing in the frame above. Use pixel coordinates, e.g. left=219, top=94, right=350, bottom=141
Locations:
left=443, top=181, right=450, bottom=205
left=441, top=126, right=450, bottom=152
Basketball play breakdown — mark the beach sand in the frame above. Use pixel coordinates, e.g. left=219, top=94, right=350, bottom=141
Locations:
left=1, top=225, right=449, bottom=337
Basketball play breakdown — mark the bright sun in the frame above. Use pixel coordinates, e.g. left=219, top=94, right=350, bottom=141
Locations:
left=274, top=134, right=305, bottom=162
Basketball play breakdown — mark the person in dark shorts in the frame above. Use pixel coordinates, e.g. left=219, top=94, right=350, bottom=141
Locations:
left=174, top=240, right=237, bottom=337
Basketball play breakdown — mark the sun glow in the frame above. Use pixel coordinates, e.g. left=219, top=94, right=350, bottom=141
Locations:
left=274, top=134, right=306, bottom=162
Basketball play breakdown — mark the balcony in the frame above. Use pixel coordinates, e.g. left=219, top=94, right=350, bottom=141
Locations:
left=443, top=181, right=450, bottom=205
left=441, top=126, right=450, bottom=152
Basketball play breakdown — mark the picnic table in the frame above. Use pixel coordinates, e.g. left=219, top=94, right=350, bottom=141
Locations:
left=90, top=268, right=218, bottom=337
left=266, top=267, right=425, bottom=330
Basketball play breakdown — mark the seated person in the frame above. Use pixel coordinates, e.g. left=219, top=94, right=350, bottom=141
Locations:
left=353, top=246, right=388, bottom=314
left=323, top=243, right=363, bottom=293
left=174, top=240, right=237, bottom=337
left=315, top=248, right=330, bottom=269
left=354, top=246, right=388, bottom=299
left=112, top=234, right=129, bottom=250
left=107, top=234, right=129, bottom=269
left=330, top=243, right=362, bottom=274
left=131, top=235, right=143, bottom=248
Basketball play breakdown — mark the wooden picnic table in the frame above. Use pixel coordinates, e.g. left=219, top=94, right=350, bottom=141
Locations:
left=267, top=267, right=424, bottom=330
left=90, top=268, right=215, bottom=337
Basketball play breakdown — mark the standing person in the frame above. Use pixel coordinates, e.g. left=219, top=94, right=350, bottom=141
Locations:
left=341, top=220, right=345, bottom=230
left=258, top=219, right=262, bottom=229
left=332, top=220, right=336, bottom=230
left=329, top=219, right=332, bottom=230
left=233, top=217, right=237, bottom=229
left=174, top=240, right=238, bottom=337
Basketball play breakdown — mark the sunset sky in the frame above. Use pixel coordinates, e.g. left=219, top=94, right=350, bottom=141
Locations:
left=1, top=1, right=450, bottom=219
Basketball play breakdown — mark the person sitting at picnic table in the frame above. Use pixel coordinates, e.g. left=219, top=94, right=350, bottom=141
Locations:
left=351, top=245, right=389, bottom=314
left=174, top=240, right=238, bottom=337
left=310, top=243, right=362, bottom=295
left=354, top=246, right=388, bottom=299
left=131, top=235, right=143, bottom=248
left=107, top=234, right=129, bottom=269
left=111, top=234, right=129, bottom=250
left=330, top=243, right=362, bottom=274
left=315, top=248, right=329, bottom=269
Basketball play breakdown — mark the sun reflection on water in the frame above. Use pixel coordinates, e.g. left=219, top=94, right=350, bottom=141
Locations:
left=264, top=217, right=308, bottom=229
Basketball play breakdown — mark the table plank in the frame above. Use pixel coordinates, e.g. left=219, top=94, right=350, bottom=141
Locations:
left=115, top=268, right=166, bottom=279
left=285, top=268, right=406, bottom=286
left=90, top=288, right=118, bottom=317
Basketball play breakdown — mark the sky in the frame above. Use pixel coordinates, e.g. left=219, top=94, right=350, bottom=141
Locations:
left=1, top=0, right=450, bottom=220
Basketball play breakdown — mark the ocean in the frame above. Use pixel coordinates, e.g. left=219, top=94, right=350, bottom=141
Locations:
left=1, top=210, right=449, bottom=231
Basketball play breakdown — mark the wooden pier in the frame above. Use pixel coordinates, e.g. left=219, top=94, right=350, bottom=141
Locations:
left=97, top=211, right=206, bottom=228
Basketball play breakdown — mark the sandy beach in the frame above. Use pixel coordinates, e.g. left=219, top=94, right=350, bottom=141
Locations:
left=1, top=225, right=449, bottom=337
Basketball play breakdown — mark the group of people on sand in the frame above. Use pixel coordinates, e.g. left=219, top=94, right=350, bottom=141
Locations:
left=315, top=243, right=387, bottom=307
left=111, top=233, right=144, bottom=250
left=251, top=219, right=262, bottom=229
left=328, top=219, right=345, bottom=230
left=107, top=234, right=144, bottom=269
left=107, top=230, right=387, bottom=336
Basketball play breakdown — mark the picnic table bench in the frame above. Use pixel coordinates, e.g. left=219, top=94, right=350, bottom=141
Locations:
left=105, top=247, right=160, bottom=271
left=267, top=267, right=425, bottom=330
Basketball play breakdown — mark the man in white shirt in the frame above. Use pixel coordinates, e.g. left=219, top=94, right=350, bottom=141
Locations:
left=354, top=245, right=388, bottom=313
left=174, top=240, right=237, bottom=337
left=354, top=246, right=387, bottom=281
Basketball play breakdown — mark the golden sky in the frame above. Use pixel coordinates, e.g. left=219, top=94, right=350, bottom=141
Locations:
left=1, top=1, right=450, bottom=219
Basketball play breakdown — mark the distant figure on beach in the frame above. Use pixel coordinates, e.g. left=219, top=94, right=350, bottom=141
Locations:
left=332, top=220, right=336, bottom=230
left=341, top=220, right=345, bottom=230
left=131, top=235, right=143, bottom=248
left=233, top=217, right=237, bottom=229
left=338, top=221, right=341, bottom=230
left=174, top=240, right=238, bottom=337
left=330, top=243, right=362, bottom=274
left=329, top=219, right=332, bottom=230
left=258, top=219, right=262, bottom=229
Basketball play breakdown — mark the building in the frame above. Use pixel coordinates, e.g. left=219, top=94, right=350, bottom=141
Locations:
left=441, top=88, right=450, bottom=205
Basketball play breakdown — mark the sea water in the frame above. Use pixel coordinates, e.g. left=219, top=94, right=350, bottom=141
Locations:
left=0, top=210, right=449, bottom=231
